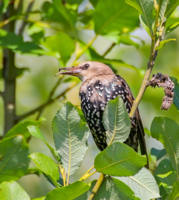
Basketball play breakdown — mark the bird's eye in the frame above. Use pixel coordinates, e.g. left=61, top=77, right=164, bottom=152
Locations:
left=83, top=63, right=90, bottom=70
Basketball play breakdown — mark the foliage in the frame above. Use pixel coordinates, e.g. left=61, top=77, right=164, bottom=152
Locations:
left=0, top=0, right=179, bottom=199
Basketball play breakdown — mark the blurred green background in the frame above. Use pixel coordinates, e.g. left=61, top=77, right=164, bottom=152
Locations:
left=0, top=0, right=179, bottom=198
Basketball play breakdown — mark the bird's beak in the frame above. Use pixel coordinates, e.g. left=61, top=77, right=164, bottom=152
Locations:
left=55, top=66, right=82, bottom=76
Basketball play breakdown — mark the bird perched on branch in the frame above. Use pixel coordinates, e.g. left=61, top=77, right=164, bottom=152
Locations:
left=56, top=61, right=147, bottom=157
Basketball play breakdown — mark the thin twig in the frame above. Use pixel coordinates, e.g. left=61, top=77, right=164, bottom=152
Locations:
left=16, top=82, right=78, bottom=122
left=129, top=0, right=163, bottom=118
left=103, top=42, right=115, bottom=57
left=88, top=174, right=105, bottom=200
left=18, top=0, right=35, bottom=35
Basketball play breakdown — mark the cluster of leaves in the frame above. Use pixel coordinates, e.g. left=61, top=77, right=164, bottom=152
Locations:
left=0, top=0, right=179, bottom=200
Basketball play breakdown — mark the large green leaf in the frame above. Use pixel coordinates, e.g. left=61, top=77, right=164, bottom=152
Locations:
left=94, top=142, right=146, bottom=176
left=4, top=118, right=44, bottom=140
left=0, top=136, right=29, bottom=183
left=27, top=126, right=60, bottom=161
left=0, top=29, right=46, bottom=55
left=151, top=117, right=179, bottom=180
left=119, top=167, right=160, bottom=200
left=86, top=46, right=140, bottom=73
left=154, top=159, right=176, bottom=194
left=45, top=181, right=90, bottom=200
left=168, top=181, right=179, bottom=200
left=29, top=153, right=59, bottom=185
left=170, top=77, right=179, bottom=110
left=93, top=0, right=139, bottom=35
left=96, top=178, right=140, bottom=200
left=75, top=178, right=140, bottom=200
left=102, top=96, right=131, bottom=145
left=52, top=0, right=77, bottom=33
left=165, top=0, right=179, bottom=18
left=42, top=32, right=75, bottom=64
left=0, top=181, right=30, bottom=200
left=52, top=102, right=90, bottom=175
left=125, top=0, right=154, bottom=36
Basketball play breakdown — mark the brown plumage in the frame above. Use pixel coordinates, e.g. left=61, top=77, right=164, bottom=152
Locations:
left=56, top=61, right=147, bottom=156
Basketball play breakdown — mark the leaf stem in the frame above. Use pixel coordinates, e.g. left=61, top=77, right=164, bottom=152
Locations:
left=129, top=0, right=163, bottom=118
left=79, top=170, right=96, bottom=181
left=88, top=173, right=105, bottom=200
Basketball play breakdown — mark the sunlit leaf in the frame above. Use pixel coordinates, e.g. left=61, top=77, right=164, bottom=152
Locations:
left=0, top=136, right=29, bottom=183
left=0, top=181, right=30, bottom=200
left=156, top=39, right=176, bottom=50
left=93, top=0, right=139, bottom=35
left=168, top=181, right=179, bottom=200
left=45, top=181, right=90, bottom=200
left=154, top=159, right=176, bottom=194
left=125, top=0, right=154, bottom=36
left=29, top=153, right=59, bottom=185
left=119, top=167, right=160, bottom=200
left=165, top=0, right=179, bottom=18
left=42, top=32, right=75, bottom=64
left=52, top=0, right=77, bottom=33
left=166, top=22, right=179, bottom=34
left=94, top=142, right=146, bottom=176
left=52, top=102, right=90, bottom=175
left=4, top=118, right=45, bottom=140
left=151, top=117, right=179, bottom=180
left=103, top=96, right=131, bottom=145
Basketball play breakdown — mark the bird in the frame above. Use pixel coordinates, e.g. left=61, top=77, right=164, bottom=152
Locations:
left=56, top=61, right=147, bottom=157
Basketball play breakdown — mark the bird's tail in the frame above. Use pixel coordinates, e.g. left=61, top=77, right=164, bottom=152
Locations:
left=136, top=109, right=149, bottom=169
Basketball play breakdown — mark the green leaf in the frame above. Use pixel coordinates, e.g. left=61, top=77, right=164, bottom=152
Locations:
left=102, top=96, right=131, bottom=145
left=150, top=148, right=166, bottom=160
left=119, top=167, right=160, bottom=200
left=95, top=178, right=140, bottom=200
left=45, top=181, right=90, bottom=200
left=94, top=142, right=146, bottom=176
left=52, top=102, right=90, bottom=175
left=29, top=153, right=59, bottom=185
left=75, top=180, right=97, bottom=200
left=144, top=128, right=151, bottom=136
left=86, top=46, right=140, bottom=73
left=4, top=118, right=45, bottom=140
left=89, top=0, right=100, bottom=7
left=66, top=0, right=83, bottom=4
left=154, top=159, right=176, bottom=194
left=170, top=77, right=179, bottom=110
left=0, top=181, right=30, bottom=200
left=156, top=39, right=176, bottom=50
left=151, top=117, right=179, bottom=180
left=0, top=0, right=10, bottom=14
left=125, top=0, right=155, bottom=36
left=93, top=0, right=139, bottom=35
left=0, top=29, right=46, bottom=55
left=0, top=136, right=29, bottom=184
left=42, top=32, right=75, bottom=64
left=168, top=181, right=179, bottom=200
left=52, top=0, right=77, bottom=33
left=166, top=22, right=179, bottom=34
left=27, top=125, right=60, bottom=161
left=165, top=0, right=179, bottom=18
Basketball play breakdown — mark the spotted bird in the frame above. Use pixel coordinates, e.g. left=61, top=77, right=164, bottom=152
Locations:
left=56, top=61, right=147, bottom=158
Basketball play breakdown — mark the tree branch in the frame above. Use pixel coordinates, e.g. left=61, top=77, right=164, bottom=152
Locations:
left=15, top=82, right=78, bottom=122
left=129, top=0, right=163, bottom=118
left=88, top=174, right=105, bottom=200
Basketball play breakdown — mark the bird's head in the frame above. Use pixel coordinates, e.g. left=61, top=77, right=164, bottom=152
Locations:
left=55, top=61, right=114, bottom=82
